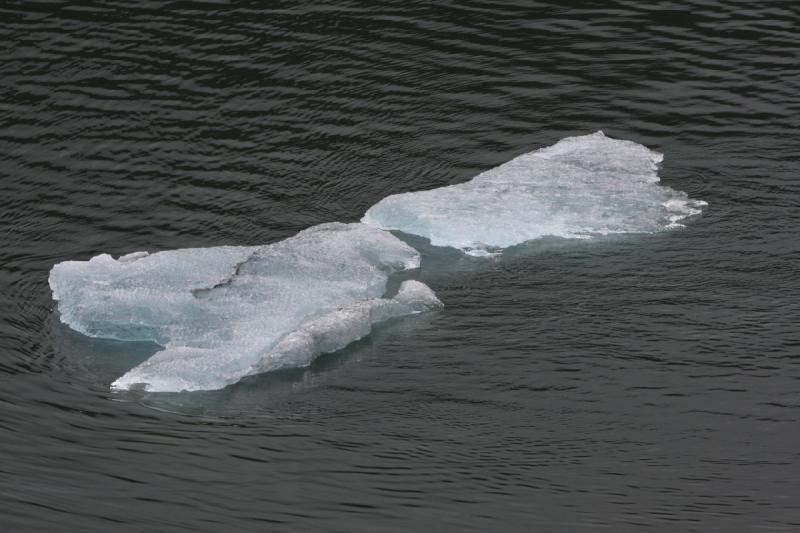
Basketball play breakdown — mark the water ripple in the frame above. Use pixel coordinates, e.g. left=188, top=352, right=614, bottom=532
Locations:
left=1, top=1, right=799, bottom=531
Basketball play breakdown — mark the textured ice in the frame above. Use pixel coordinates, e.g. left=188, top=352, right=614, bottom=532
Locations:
left=49, top=223, right=442, bottom=392
left=51, top=131, right=707, bottom=392
left=362, top=131, right=707, bottom=255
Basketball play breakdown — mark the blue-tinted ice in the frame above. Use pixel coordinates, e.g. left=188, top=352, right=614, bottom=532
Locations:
left=49, top=223, right=441, bottom=392
left=363, top=131, right=707, bottom=255
left=50, top=132, right=706, bottom=392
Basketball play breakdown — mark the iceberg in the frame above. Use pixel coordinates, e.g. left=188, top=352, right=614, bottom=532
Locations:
left=362, top=131, right=707, bottom=255
left=49, top=223, right=442, bottom=392
left=49, top=131, right=708, bottom=393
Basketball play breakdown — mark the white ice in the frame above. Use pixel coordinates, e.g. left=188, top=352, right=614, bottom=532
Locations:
left=49, top=222, right=442, bottom=392
left=50, top=131, right=707, bottom=392
left=362, top=131, right=707, bottom=255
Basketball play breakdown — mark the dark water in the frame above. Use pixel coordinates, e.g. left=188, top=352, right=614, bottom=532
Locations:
left=2, top=1, right=799, bottom=531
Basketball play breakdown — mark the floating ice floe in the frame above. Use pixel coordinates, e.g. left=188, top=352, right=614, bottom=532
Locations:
left=363, top=131, right=707, bottom=255
left=50, top=131, right=707, bottom=392
left=49, top=223, right=441, bottom=392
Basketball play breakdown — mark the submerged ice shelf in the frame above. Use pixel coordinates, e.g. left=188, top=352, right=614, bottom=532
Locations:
left=50, top=223, right=442, bottom=392
left=363, top=131, right=707, bottom=255
left=50, top=131, right=706, bottom=392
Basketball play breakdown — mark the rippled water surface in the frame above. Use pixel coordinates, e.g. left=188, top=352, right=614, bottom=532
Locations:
left=2, top=1, right=799, bottom=531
